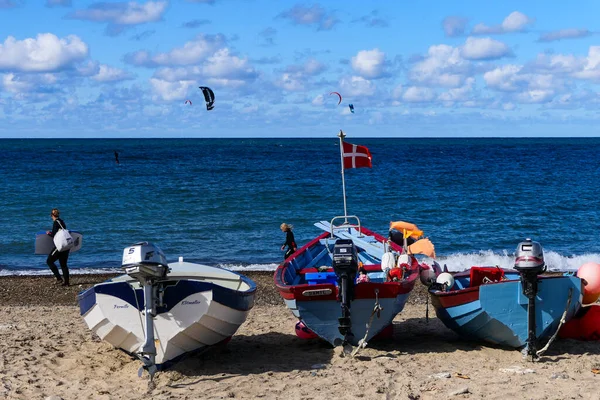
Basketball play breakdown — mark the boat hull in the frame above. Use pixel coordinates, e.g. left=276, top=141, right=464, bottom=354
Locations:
left=78, top=262, right=256, bottom=367
left=289, top=292, right=410, bottom=345
left=431, top=273, right=582, bottom=348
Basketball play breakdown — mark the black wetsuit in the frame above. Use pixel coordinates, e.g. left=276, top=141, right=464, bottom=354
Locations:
left=283, top=230, right=297, bottom=260
left=46, top=218, right=70, bottom=285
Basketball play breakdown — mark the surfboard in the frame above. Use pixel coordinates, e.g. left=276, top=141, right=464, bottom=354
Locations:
left=35, top=231, right=83, bottom=255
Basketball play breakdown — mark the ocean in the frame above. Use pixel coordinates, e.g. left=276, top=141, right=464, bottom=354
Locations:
left=1, top=137, right=599, bottom=276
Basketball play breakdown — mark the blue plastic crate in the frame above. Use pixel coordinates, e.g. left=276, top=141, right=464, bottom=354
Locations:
left=305, top=272, right=337, bottom=285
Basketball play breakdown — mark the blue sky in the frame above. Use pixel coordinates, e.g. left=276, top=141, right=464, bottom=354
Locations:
left=1, top=0, right=600, bottom=137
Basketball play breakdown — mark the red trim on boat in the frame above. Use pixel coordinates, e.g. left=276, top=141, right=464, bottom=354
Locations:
left=273, top=227, right=420, bottom=302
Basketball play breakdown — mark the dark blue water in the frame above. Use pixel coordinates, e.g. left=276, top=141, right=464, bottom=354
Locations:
left=1, top=138, right=599, bottom=275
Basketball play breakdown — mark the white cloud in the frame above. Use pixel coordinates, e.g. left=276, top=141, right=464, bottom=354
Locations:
left=275, top=72, right=304, bottom=91
left=438, top=77, right=475, bottom=103
left=2, top=73, right=34, bottom=93
left=402, top=86, right=435, bottom=103
left=152, top=48, right=259, bottom=87
left=339, top=76, right=376, bottom=96
left=124, top=34, right=226, bottom=67
left=312, top=94, right=324, bottom=106
left=538, top=28, right=591, bottom=42
left=409, top=44, right=469, bottom=88
left=484, top=64, right=562, bottom=103
left=351, top=48, right=386, bottom=79
left=285, top=58, right=326, bottom=76
left=202, top=48, right=257, bottom=80
left=572, top=46, right=600, bottom=81
left=92, top=64, right=133, bottom=82
left=531, top=53, right=582, bottom=74
left=0, top=33, right=88, bottom=72
left=150, top=78, right=195, bottom=101
left=460, top=37, right=511, bottom=60
left=483, top=65, right=522, bottom=91
left=472, top=11, right=533, bottom=35
left=502, top=11, right=532, bottom=32
left=516, top=90, right=555, bottom=104
left=69, top=1, right=167, bottom=25
left=278, top=4, right=338, bottom=30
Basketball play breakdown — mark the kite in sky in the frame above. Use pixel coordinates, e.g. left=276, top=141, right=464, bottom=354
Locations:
left=199, top=86, right=215, bottom=111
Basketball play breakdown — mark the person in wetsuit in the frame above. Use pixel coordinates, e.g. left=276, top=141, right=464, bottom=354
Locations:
left=280, top=223, right=297, bottom=260
left=46, top=208, right=70, bottom=286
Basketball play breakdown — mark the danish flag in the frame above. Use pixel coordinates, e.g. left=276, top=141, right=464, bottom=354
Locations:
left=342, top=141, right=372, bottom=169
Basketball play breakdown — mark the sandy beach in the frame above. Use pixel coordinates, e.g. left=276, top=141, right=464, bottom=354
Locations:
left=1, top=272, right=599, bottom=400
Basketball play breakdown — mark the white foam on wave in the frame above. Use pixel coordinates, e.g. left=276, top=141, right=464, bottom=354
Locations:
left=432, top=250, right=600, bottom=272
left=0, top=267, right=123, bottom=277
left=216, top=262, right=279, bottom=271
left=2, top=252, right=598, bottom=277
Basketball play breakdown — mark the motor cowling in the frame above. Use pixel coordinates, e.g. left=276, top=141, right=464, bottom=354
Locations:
left=122, top=242, right=169, bottom=280
left=332, top=239, right=359, bottom=281
left=514, top=238, right=545, bottom=275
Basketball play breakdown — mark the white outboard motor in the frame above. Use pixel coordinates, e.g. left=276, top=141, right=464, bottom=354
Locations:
left=122, top=242, right=170, bottom=380
left=122, top=241, right=169, bottom=281
left=332, top=239, right=358, bottom=342
left=513, top=238, right=545, bottom=360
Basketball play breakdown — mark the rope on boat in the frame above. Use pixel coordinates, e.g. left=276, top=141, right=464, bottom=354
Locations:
left=535, top=287, right=573, bottom=358
left=351, top=289, right=382, bottom=357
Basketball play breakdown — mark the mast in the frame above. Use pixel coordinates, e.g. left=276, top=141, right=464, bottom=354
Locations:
left=337, top=130, right=348, bottom=219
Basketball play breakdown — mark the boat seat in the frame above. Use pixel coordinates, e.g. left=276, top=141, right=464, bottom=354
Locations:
left=470, top=266, right=504, bottom=288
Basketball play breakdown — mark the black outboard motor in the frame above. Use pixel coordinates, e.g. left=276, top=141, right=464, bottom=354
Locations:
left=332, top=239, right=359, bottom=340
left=513, top=238, right=546, bottom=360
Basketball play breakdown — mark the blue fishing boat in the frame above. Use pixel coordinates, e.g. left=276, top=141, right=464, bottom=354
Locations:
left=274, top=217, right=429, bottom=348
left=427, top=239, right=583, bottom=357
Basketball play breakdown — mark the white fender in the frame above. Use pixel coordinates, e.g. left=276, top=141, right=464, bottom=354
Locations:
left=381, top=252, right=396, bottom=274
left=396, top=253, right=410, bottom=268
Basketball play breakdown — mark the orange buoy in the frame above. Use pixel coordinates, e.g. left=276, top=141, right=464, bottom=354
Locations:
left=577, top=262, right=600, bottom=304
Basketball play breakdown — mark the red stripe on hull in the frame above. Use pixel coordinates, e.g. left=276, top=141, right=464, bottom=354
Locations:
left=430, top=287, right=480, bottom=308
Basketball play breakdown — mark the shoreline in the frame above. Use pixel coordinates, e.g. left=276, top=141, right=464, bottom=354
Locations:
left=0, top=271, right=431, bottom=307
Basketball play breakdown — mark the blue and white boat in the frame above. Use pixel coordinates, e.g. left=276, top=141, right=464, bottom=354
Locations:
left=78, top=242, right=256, bottom=376
left=428, top=239, right=583, bottom=357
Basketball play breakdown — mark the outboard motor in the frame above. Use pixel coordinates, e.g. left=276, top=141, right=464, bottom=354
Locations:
left=122, top=242, right=170, bottom=380
left=332, top=239, right=359, bottom=340
left=513, top=238, right=546, bottom=360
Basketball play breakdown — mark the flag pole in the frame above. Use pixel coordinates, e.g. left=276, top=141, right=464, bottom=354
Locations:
left=337, top=129, right=348, bottom=219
